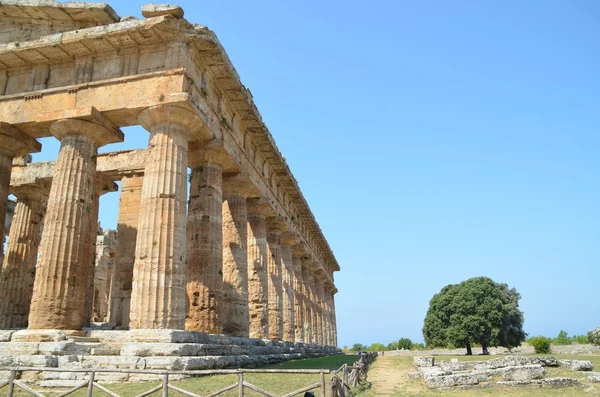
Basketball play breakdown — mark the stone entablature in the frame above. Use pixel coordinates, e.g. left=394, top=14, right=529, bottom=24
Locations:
left=0, top=0, right=338, bottom=351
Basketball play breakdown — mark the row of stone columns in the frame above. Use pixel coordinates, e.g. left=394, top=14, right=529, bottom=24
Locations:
left=0, top=105, right=337, bottom=346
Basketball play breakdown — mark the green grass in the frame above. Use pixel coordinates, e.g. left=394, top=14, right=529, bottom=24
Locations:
left=263, top=354, right=357, bottom=370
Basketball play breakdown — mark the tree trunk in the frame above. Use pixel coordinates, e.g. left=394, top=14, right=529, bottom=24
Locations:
left=482, top=343, right=489, bottom=355
left=466, top=343, right=472, bottom=355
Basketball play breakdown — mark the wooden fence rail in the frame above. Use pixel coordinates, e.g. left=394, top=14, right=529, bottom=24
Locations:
left=329, top=352, right=378, bottom=397
left=0, top=367, right=334, bottom=397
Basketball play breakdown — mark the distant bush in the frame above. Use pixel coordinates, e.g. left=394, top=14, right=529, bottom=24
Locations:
left=553, top=330, right=572, bottom=345
left=350, top=343, right=365, bottom=352
left=397, top=338, right=412, bottom=350
left=588, top=327, right=600, bottom=346
left=367, top=343, right=386, bottom=351
left=529, top=336, right=552, bottom=354
left=411, top=342, right=426, bottom=350
left=572, top=335, right=589, bottom=344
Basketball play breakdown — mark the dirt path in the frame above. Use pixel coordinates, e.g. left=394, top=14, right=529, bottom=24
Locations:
left=365, top=356, right=423, bottom=396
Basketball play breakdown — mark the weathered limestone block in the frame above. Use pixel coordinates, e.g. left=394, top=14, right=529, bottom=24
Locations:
left=588, top=373, right=600, bottom=383
left=501, top=365, right=546, bottom=381
left=541, top=378, right=582, bottom=388
left=130, top=105, right=207, bottom=330
left=29, top=114, right=122, bottom=331
left=121, top=342, right=205, bottom=357
left=414, top=357, right=435, bottom=367
left=141, top=4, right=184, bottom=19
left=560, top=359, right=594, bottom=371
left=440, top=360, right=469, bottom=372
left=497, top=380, right=542, bottom=388
left=0, top=330, right=15, bottom=342
left=247, top=198, right=274, bottom=340
left=425, top=373, right=479, bottom=389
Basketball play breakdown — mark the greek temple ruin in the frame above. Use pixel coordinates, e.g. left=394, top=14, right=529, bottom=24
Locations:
left=0, top=1, right=340, bottom=374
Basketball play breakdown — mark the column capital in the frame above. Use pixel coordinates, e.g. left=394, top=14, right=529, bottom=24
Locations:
left=267, top=216, right=288, bottom=234
left=10, top=184, right=49, bottom=201
left=189, top=139, right=238, bottom=171
left=247, top=197, right=276, bottom=218
left=49, top=107, right=123, bottom=147
left=139, top=104, right=211, bottom=142
left=0, top=122, right=41, bottom=157
left=292, top=243, right=307, bottom=257
left=280, top=232, right=299, bottom=247
left=223, top=172, right=258, bottom=198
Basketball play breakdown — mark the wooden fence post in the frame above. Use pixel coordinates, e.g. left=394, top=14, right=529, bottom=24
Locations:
left=162, top=374, right=169, bottom=397
left=342, top=364, right=348, bottom=395
left=7, top=370, right=15, bottom=397
left=320, top=371, right=326, bottom=397
left=238, top=372, right=244, bottom=397
left=86, top=371, right=95, bottom=397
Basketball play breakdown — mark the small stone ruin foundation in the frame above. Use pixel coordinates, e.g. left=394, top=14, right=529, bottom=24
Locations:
left=411, top=355, right=595, bottom=390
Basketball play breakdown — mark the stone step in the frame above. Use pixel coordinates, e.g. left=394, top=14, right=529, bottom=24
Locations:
left=67, top=336, right=100, bottom=343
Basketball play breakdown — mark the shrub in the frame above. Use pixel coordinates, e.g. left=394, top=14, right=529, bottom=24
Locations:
left=588, top=327, right=600, bottom=346
left=572, top=335, right=589, bottom=344
left=553, top=330, right=572, bottom=345
left=397, top=337, right=412, bottom=350
left=529, top=336, right=552, bottom=354
left=411, top=342, right=426, bottom=350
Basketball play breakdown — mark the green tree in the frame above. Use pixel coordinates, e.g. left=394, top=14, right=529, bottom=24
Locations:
left=350, top=343, right=365, bottom=352
left=423, top=277, right=526, bottom=355
left=553, top=330, right=571, bottom=345
left=398, top=337, right=413, bottom=350
left=368, top=343, right=386, bottom=351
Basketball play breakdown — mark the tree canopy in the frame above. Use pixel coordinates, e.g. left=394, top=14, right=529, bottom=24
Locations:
left=422, top=277, right=526, bottom=355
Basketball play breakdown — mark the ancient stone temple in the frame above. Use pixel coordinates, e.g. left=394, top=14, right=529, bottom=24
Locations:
left=0, top=1, right=340, bottom=375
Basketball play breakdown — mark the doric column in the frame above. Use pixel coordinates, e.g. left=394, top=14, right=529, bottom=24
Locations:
left=267, top=217, right=287, bottom=340
left=315, top=274, right=325, bottom=346
left=185, top=146, right=231, bottom=333
left=29, top=111, right=123, bottom=330
left=108, top=173, right=144, bottom=329
left=83, top=179, right=117, bottom=327
left=301, top=258, right=313, bottom=344
left=0, top=186, right=47, bottom=329
left=292, top=244, right=305, bottom=343
left=308, top=271, right=319, bottom=345
left=0, top=123, right=41, bottom=259
left=220, top=174, right=255, bottom=337
left=332, top=288, right=338, bottom=347
left=130, top=105, right=205, bottom=330
left=325, top=284, right=334, bottom=346
left=280, top=232, right=297, bottom=342
left=247, top=198, right=275, bottom=339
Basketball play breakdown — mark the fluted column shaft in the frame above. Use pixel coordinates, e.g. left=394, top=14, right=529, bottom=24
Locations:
left=186, top=163, right=223, bottom=333
left=332, top=292, right=338, bottom=346
left=0, top=188, right=45, bottom=328
left=247, top=199, right=273, bottom=339
left=108, top=174, right=143, bottom=328
left=83, top=190, right=101, bottom=327
left=0, top=123, right=40, bottom=259
left=280, top=243, right=295, bottom=341
left=0, top=150, right=11, bottom=258
left=308, top=274, right=319, bottom=344
left=301, top=260, right=313, bottom=344
left=292, top=251, right=304, bottom=343
left=315, top=277, right=325, bottom=345
left=130, top=106, right=197, bottom=330
left=267, top=227, right=283, bottom=340
left=29, top=131, right=101, bottom=329
left=221, top=179, right=250, bottom=337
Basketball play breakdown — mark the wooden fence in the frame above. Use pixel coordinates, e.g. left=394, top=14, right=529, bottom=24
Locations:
left=328, top=352, right=378, bottom=397
left=0, top=367, right=330, bottom=397
left=0, top=353, right=377, bottom=397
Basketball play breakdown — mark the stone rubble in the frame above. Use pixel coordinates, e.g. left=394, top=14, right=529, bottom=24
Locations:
left=412, top=355, right=590, bottom=390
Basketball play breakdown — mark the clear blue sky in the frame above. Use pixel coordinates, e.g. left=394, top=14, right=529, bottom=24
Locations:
left=40, top=0, right=599, bottom=347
